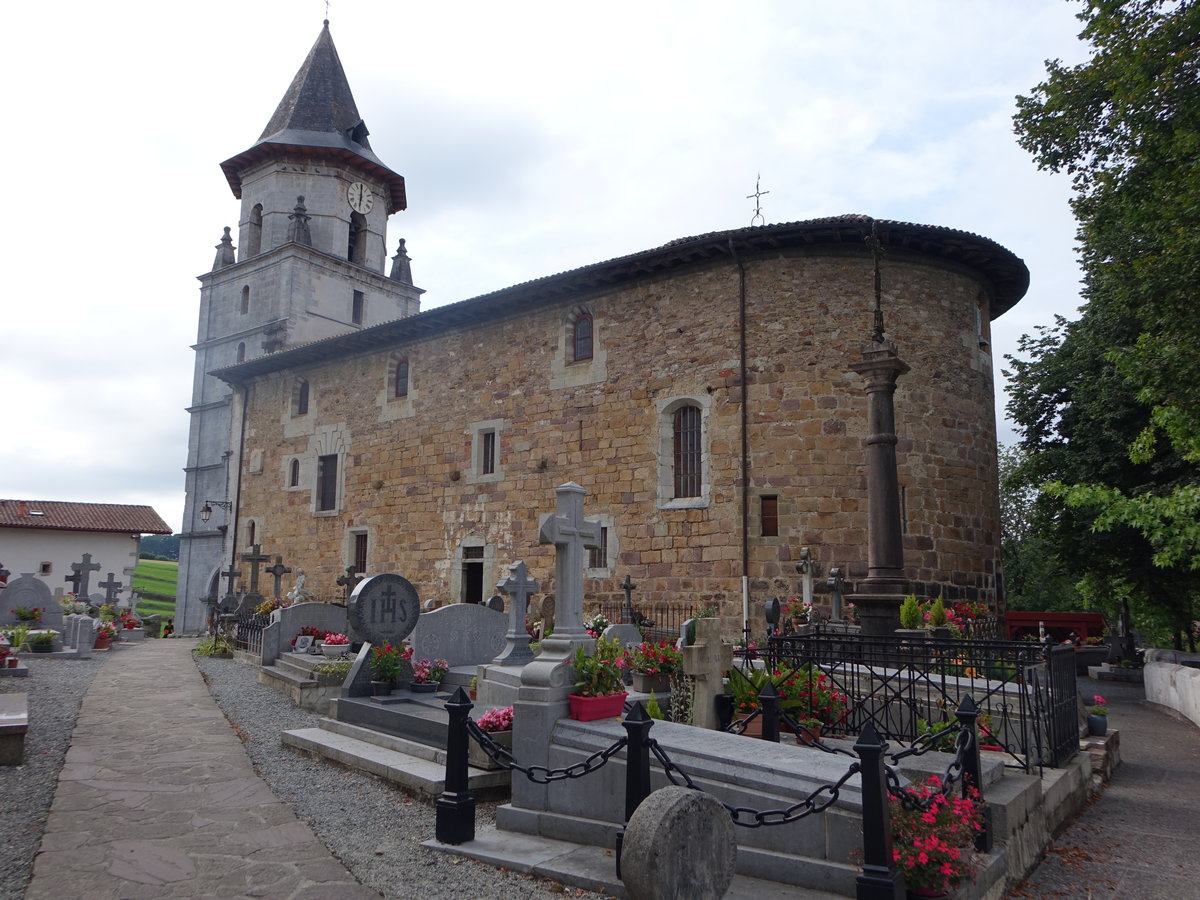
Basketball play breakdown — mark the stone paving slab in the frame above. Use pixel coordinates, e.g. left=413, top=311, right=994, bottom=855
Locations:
left=26, top=639, right=378, bottom=900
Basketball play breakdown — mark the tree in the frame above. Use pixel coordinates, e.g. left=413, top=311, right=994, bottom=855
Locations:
left=1010, top=0, right=1200, bottom=647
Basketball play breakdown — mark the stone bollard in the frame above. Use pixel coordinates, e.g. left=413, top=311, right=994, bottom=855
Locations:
left=620, top=786, right=736, bottom=900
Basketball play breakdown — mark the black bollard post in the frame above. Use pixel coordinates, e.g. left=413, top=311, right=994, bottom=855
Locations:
left=854, top=723, right=904, bottom=900
left=616, top=701, right=654, bottom=878
left=759, top=681, right=780, bottom=743
left=955, top=694, right=992, bottom=852
left=435, top=687, right=476, bottom=844
left=715, top=693, right=734, bottom=731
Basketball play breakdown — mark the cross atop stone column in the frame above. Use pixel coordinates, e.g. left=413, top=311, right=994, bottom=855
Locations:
left=538, top=482, right=600, bottom=643
left=264, top=557, right=292, bottom=599
left=337, top=566, right=363, bottom=601
left=620, top=573, right=637, bottom=624
left=66, top=553, right=101, bottom=599
left=221, top=564, right=242, bottom=597
left=493, top=561, right=539, bottom=666
left=240, top=544, right=271, bottom=597
left=98, top=573, right=123, bottom=605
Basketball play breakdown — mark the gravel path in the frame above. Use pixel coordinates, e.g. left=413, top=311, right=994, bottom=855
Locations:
left=194, top=651, right=600, bottom=899
left=0, top=653, right=106, bottom=900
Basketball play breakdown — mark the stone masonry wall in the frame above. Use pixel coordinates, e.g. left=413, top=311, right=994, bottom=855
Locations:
left=233, top=248, right=1002, bottom=632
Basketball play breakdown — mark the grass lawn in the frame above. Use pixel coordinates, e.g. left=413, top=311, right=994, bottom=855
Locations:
left=133, top=558, right=176, bottom=620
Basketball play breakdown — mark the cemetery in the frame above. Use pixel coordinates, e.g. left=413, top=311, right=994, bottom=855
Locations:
left=177, top=477, right=1126, bottom=900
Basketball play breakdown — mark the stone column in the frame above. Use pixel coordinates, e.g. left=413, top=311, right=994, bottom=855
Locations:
left=847, top=342, right=910, bottom=636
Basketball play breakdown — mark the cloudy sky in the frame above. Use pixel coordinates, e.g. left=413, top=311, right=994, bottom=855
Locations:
left=1, top=0, right=1090, bottom=533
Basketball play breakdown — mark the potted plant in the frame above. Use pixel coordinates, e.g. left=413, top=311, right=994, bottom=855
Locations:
left=889, top=774, right=983, bottom=898
left=94, top=622, right=118, bottom=650
left=321, top=633, right=350, bottom=658
left=468, top=676, right=478, bottom=701
left=897, top=595, right=925, bottom=637
left=627, top=637, right=684, bottom=694
left=778, top=664, right=848, bottom=734
left=5, top=626, right=30, bottom=653
left=784, top=596, right=810, bottom=630
left=469, top=705, right=514, bottom=770
left=583, top=613, right=610, bottom=639
left=1087, top=694, right=1109, bottom=736
left=569, top=635, right=628, bottom=720
left=411, top=657, right=449, bottom=692
left=370, top=642, right=406, bottom=695
left=14, top=607, right=42, bottom=625
left=28, top=632, right=55, bottom=654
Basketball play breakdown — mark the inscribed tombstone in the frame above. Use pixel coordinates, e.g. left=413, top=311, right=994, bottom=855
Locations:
left=410, top=603, right=506, bottom=667
left=348, top=574, right=420, bottom=646
left=0, top=575, right=53, bottom=626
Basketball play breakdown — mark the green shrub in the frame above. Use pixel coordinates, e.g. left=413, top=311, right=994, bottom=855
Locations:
left=899, top=595, right=922, bottom=630
left=193, top=633, right=235, bottom=656
left=928, top=598, right=948, bottom=628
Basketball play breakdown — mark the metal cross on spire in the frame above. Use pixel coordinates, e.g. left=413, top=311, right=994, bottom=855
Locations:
left=747, top=174, right=770, bottom=227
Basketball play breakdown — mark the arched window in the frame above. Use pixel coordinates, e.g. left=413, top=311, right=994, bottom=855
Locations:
left=245, top=204, right=263, bottom=257
left=289, top=458, right=300, bottom=487
left=247, top=520, right=256, bottom=547
left=347, top=212, right=367, bottom=263
left=672, top=404, right=702, bottom=498
left=236, top=342, right=246, bottom=363
left=394, top=358, right=409, bottom=397
left=240, top=286, right=250, bottom=315
left=573, top=313, right=593, bottom=362
left=296, top=379, right=310, bottom=416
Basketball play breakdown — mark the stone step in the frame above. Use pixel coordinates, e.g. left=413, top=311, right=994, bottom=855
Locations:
left=259, top=665, right=317, bottom=690
left=281, top=726, right=510, bottom=799
left=271, top=658, right=320, bottom=681
left=318, top=717, right=445, bottom=764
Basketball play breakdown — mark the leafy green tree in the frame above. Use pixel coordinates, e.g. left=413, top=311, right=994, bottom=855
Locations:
left=1010, top=0, right=1200, bottom=647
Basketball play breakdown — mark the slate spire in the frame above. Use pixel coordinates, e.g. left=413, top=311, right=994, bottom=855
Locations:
left=258, top=20, right=370, bottom=149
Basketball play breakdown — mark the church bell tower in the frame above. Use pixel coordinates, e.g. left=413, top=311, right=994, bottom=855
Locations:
left=175, top=22, right=422, bottom=633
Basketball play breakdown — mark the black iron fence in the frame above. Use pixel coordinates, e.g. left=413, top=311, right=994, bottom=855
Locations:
left=593, top=601, right=696, bottom=643
left=230, top=612, right=269, bottom=656
left=437, top=691, right=988, bottom=898
left=763, top=632, right=1078, bottom=771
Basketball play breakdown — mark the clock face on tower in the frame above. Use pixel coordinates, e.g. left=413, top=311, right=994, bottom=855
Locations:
left=347, top=182, right=373, bottom=214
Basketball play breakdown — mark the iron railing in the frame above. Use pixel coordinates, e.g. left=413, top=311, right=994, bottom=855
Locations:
left=764, top=632, right=1077, bottom=772
left=593, top=601, right=696, bottom=643
left=231, top=612, right=269, bottom=656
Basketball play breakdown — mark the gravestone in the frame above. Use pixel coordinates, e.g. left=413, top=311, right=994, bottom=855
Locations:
left=620, top=574, right=637, bottom=624
left=539, top=595, right=556, bottom=636
left=410, top=603, right=506, bottom=667
left=682, top=617, right=732, bottom=730
left=620, top=786, right=736, bottom=900
left=343, top=574, right=420, bottom=697
left=492, top=561, right=538, bottom=667
left=98, top=574, right=123, bottom=606
left=485, top=594, right=505, bottom=612
left=264, top=557, right=292, bottom=600
left=336, top=566, right=363, bottom=601
left=240, top=544, right=271, bottom=607
left=64, top=553, right=101, bottom=603
left=0, top=575, right=56, bottom=627
left=764, top=597, right=781, bottom=637
left=603, top=623, right=643, bottom=652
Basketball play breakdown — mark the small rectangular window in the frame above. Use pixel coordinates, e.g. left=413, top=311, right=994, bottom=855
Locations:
left=352, top=290, right=365, bottom=325
left=588, top=527, right=609, bottom=569
left=40, top=561, right=52, bottom=575
left=481, top=430, right=496, bottom=476
left=317, top=454, right=338, bottom=511
left=354, top=533, right=368, bottom=573
left=761, top=495, right=779, bottom=537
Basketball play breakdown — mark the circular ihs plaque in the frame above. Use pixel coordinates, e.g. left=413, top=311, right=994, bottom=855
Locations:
left=348, top=574, right=420, bottom=646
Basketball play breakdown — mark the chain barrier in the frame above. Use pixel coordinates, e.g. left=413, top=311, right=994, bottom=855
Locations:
left=725, top=707, right=759, bottom=736
left=884, top=722, right=970, bottom=810
left=464, top=719, right=628, bottom=784
left=776, top=709, right=858, bottom=759
left=648, top=737, right=863, bottom=828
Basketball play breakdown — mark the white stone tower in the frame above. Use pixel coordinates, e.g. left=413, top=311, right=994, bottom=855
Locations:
left=176, top=22, right=422, bottom=633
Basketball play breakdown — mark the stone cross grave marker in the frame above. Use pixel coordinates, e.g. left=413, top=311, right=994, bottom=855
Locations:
left=682, top=617, right=732, bottom=730
left=493, top=560, right=538, bottom=666
left=240, top=544, right=270, bottom=599
left=336, top=566, right=363, bottom=601
left=348, top=573, right=420, bottom=646
left=264, top=557, right=292, bottom=600
left=65, top=553, right=101, bottom=600
left=98, top=573, right=123, bottom=606
left=220, top=564, right=241, bottom=601
left=537, top=482, right=600, bottom=646
left=621, top=573, right=637, bottom=624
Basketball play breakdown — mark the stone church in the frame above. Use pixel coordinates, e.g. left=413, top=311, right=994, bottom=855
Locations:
left=176, top=23, right=1029, bottom=635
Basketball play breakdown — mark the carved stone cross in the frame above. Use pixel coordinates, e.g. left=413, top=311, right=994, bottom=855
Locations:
left=493, top=561, right=539, bottom=666
left=336, top=565, right=363, bottom=600
left=221, top=564, right=242, bottom=597
left=538, top=482, right=600, bottom=639
left=264, top=556, right=292, bottom=599
left=65, top=553, right=101, bottom=599
left=98, top=573, right=123, bottom=605
left=240, top=544, right=271, bottom=596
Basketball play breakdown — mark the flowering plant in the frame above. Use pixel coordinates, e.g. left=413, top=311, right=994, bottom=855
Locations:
left=59, top=594, right=90, bottom=615
left=626, top=638, right=683, bottom=676
left=1089, top=694, right=1108, bottom=716
left=889, top=775, right=983, bottom=894
left=99, top=604, right=117, bottom=622
left=254, top=598, right=285, bottom=617
left=784, top=597, right=811, bottom=621
left=96, top=622, right=119, bottom=641
left=776, top=664, right=848, bottom=728
left=478, top=705, right=514, bottom=733
left=119, top=612, right=141, bottom=630
left=371, top=643, right=405, bottom=682
left=412, top=657, right=449, bottom=684
left=572, top=635, right=627, bottom=697
left=13, top=607, right=42, bottom=623
left=584, top=614, right=610, bottom=639
left=323, top=633, right=349, bottom=646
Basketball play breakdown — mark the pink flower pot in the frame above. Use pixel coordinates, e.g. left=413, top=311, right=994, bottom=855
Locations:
left=568, top=692, right=628, bottom=721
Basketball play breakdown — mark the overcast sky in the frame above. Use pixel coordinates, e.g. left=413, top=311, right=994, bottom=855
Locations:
left=1, top=0, right=1090, bottom=534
